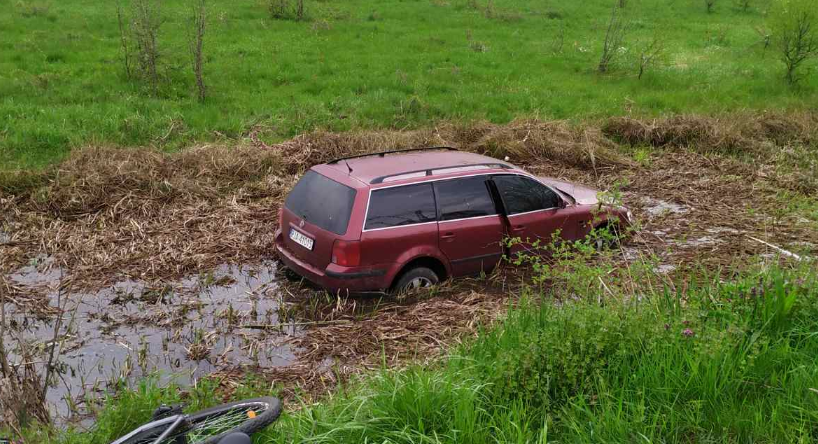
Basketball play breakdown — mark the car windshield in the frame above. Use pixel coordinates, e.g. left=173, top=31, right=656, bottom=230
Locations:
left=284, top=171, right=357, bottom=235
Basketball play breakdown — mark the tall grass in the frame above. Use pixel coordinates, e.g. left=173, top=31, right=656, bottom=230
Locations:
left=250, top=262, right=818, bottom=444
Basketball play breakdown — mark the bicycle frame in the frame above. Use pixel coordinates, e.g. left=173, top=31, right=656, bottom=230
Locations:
left=110, top=414, right=189, bottom=444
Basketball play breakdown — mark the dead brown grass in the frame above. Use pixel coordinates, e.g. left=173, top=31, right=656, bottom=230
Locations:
left=1, top=276, right=51, bottom=431
left=213, top=279, right=514, bottom=404
left=282, top=119, right=633, bottom=171
left=602, top=112, right=817, bottom=156
left=0, top=360, right=49, bottom=432
left=0, top=112, right=815, bottom=292
left=1, top=146, right=296, bottom=288
left=18, top=145, right=286, bottom=218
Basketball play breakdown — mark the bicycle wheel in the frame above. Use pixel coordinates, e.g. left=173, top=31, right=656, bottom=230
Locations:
left=113, top=397, right=282, bottom=444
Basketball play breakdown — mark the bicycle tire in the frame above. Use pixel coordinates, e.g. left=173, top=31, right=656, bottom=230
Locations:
left=113, top=397, right=282, bottom=444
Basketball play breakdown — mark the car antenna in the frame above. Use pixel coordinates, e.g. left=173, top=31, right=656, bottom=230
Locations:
left=344, top=159, right=353, bottom=174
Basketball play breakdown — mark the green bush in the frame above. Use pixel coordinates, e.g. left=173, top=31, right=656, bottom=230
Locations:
left=469, top=299, right=655, bottom=409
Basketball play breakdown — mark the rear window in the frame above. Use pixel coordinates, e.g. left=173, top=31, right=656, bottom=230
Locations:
left=434, top=176, right=497, bottom=221
left=284, top=170, right=357, bottom=235
left=365, top=183, right=436, bottom=230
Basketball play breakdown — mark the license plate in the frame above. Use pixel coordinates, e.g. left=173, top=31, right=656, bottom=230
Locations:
left=289, top=228, right=314, bottom=251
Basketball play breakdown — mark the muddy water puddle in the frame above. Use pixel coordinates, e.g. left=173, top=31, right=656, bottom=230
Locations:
left=4, top=261, right=298, bottom=423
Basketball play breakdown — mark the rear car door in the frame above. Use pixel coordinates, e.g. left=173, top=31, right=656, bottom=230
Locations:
left=360, top=183, right=439, bottom=268
left=491, top=174, right=570, bottom=255
left=433, top=176, right=505, bottom=277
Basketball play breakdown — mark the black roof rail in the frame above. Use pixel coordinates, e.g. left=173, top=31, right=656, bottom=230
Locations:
left=326, top=146, right=458, bottom=164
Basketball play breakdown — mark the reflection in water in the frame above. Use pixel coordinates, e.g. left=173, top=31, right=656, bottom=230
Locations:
left=4, top=261, right=298, bottom=426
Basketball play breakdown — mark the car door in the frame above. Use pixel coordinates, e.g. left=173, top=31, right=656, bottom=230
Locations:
left=360, top=183, right=440, bottom=267
left=433, top=176, right=506, bottom=277
left=491, top=174, right=571, bottom=256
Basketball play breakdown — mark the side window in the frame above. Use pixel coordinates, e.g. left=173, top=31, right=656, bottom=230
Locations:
left=434, top=176, right=497, bottom=221
left=365, top=183, right=437, bottom=230
left=493, top=175, right=560, bottom=215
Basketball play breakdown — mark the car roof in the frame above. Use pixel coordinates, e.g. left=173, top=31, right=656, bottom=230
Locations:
left=314, top=150, right=518, bottom=186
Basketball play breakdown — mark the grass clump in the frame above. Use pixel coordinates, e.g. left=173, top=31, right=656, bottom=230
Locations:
left=602, top=112, right=818, bottom=157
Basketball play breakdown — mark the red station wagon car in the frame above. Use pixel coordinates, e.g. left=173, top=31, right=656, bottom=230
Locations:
left=274, top=148, right=632, bottom=294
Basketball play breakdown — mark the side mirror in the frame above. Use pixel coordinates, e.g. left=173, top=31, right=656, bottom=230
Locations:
left=559, top=198, right=567, bottom=209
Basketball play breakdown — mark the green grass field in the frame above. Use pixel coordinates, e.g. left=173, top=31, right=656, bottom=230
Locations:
left=2, top=0, right=816, bottom=169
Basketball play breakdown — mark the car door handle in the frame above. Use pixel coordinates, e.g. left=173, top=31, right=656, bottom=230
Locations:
left=512, top=225, right=526, bottom=231
left=440, top=232, right=456, bottom=239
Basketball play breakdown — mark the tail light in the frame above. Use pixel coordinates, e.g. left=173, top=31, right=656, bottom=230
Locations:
left=331, top=240, right=361, bottom=267
left=277, top=207, right=284, bottom=227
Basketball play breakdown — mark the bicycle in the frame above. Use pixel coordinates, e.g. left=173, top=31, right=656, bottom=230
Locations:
left=110, top=397, right=282, bottom=444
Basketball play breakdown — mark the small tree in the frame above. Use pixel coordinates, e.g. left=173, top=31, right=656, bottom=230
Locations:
left=133, top=0, right=163, bottom=93
left=637, top=35, right=664, bottom=79
left=599, top=2, right=627, bottom=73
left=770, top=0, right=817, bottom=85
left=295, top=0, right=304, bottom=20
left=117, top=0, right=165, bottom=94
left=189, top=0, right=207, bottom=102
left=116, top=0, right=133, bottom=79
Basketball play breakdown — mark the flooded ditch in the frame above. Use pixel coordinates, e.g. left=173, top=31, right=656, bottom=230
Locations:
left=3, top=260, right=298, bottom=424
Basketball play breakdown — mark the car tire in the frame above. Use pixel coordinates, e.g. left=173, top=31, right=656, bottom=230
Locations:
left=394, top=267, right=439, bottom=294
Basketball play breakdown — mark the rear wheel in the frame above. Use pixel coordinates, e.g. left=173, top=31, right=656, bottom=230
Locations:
left=113, top=397, right=282, bottom=444
left=394, top=267, right=439, bottom=294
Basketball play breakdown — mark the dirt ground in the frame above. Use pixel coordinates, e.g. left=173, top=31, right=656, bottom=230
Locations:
left=1, top=114, right=816, bottom=422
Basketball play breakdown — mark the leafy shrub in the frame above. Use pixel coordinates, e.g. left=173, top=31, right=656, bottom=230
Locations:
left=769, top=0, right=818, bottom=84
left=116, top=0, right=164, bottom=93
left=476, top=299, right=657, bottom=409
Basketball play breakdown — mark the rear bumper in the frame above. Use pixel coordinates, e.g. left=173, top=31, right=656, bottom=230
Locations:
left=274, top=230, right=391, bottom=293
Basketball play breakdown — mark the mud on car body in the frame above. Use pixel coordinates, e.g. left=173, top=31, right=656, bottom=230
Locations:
left=274, top=148, right=631, bottom=294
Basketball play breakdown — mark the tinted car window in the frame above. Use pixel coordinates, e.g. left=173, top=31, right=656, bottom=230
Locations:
left=434, top=176, right=497, bottom=221
left=284, top=170, right=357, bottom=235
left=365, top=183, right=436, bottom=230
left=493, top=175, right=561, bottom=215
